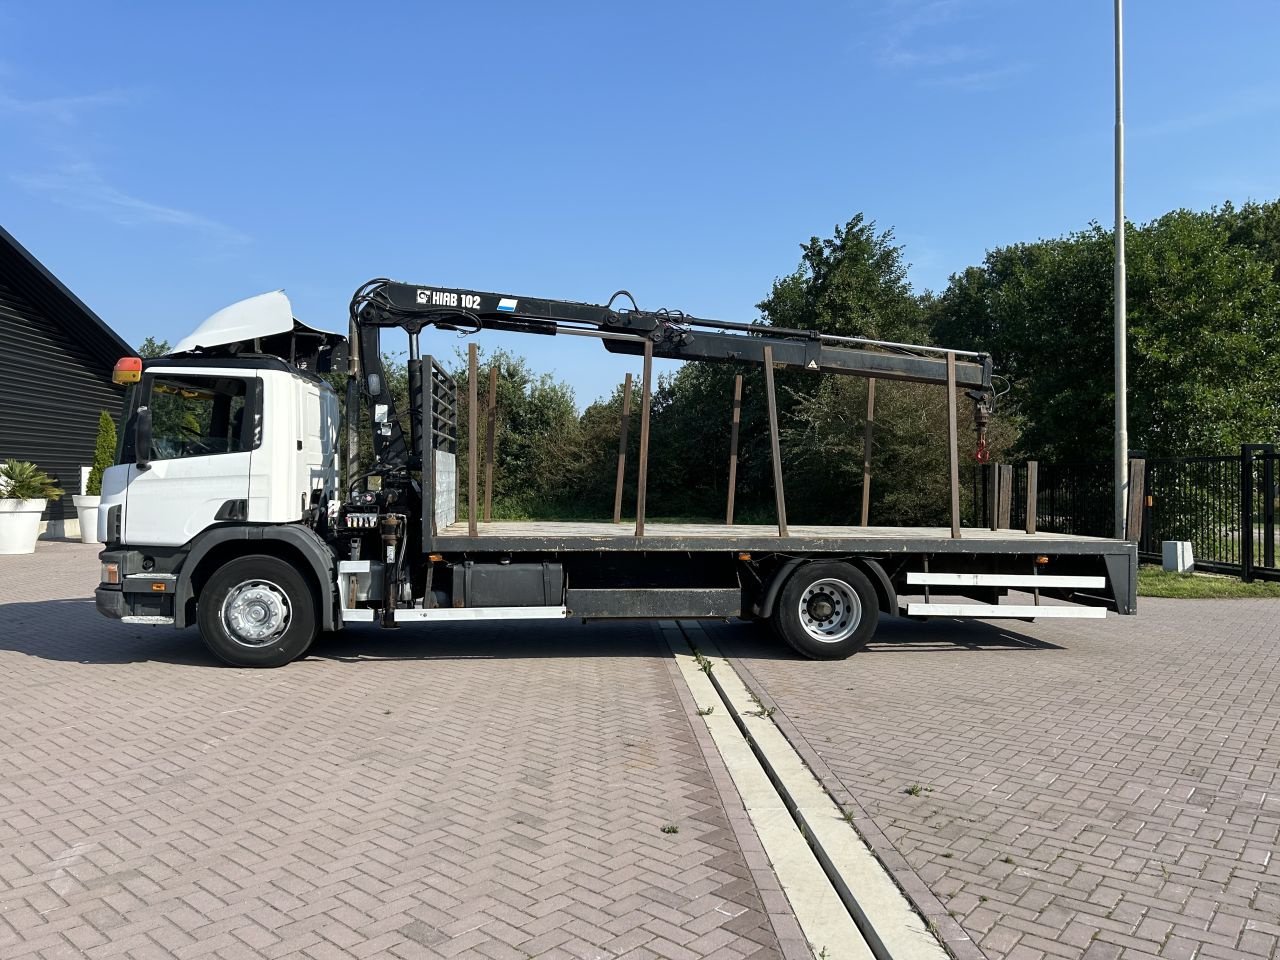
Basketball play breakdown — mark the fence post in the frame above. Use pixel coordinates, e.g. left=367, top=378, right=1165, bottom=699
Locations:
left=1126, top=459, right=1145, bottom=544
left=998, top=464, right=1014, bottom=530
left=1025, top=461, right=1038, bottom=535
left=1264, top=447, right=1276, bottom=570
left=989, top=462, right=1000, bottom=531
left=1241, top=445, right=1255, bottom=583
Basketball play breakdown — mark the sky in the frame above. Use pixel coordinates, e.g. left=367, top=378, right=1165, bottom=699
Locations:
left=2, top=0, right=1278, bottom=405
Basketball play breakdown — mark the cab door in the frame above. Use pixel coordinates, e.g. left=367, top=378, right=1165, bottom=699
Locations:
left=122, top=371, right=260, bottom=547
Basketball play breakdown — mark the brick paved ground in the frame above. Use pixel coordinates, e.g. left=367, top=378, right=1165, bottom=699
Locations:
left=0, top=541, right=794, bottom=960
left=712, top=598, right=1280, bottom=960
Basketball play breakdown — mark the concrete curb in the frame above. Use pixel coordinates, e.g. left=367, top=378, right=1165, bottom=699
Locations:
left=726, top=652, right=991, bottom=960
left=656, top=623, right=815, bottom=960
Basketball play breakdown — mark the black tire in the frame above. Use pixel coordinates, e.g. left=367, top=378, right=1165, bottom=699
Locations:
left=771, top=561, right=879, bottom=660
left=196, top=554, right=318, bottom=667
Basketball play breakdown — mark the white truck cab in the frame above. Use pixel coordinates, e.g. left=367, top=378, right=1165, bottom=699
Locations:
left=95, top=293, right=346, bottom=661
left=100, top=363, right=338, bottom=546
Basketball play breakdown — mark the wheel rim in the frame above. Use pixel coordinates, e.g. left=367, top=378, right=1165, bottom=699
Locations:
left=797, top=578, right=861, bottom=643
left=220, top=579, right=291, bottom=648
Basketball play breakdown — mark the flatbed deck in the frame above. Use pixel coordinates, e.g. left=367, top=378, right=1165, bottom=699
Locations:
left=436, top=521, right=1130, bottom=555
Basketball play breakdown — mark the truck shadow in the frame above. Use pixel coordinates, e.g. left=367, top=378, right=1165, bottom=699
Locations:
left=0, top=598, right=1061, bottom=667
left=0, top=598, right=217, bottom=666
left=705, top=615, right=1064, bottom=659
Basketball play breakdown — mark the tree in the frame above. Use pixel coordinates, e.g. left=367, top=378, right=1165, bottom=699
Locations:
left=930, top=207, right=1280, bottom=460
left=929, top=226, right=1115, bottom=461
left=452, top=347, right=581, bottom=517
left=748, top=214, right=1000, bottom=524
left=137, top=337, right=169, bottom=358
left=86, top=410, right=118, bottom=497
left=758, top=213, right=926, bottom=341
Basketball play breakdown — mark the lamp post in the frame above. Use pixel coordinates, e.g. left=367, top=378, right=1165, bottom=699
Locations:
left=1113, top=0, right=1129, bottom=539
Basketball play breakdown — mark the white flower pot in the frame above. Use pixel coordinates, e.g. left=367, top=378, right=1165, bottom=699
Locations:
left=0, top=499, right=47, bottom=555
left=73, top=494, right=103, bottom=544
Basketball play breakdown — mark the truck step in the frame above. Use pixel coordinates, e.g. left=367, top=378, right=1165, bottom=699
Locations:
left=341, top=606, right=569, bottom=624
left=906, top=573, right=1105, bottom=589
left=904, top=602, right=1106, bottom=619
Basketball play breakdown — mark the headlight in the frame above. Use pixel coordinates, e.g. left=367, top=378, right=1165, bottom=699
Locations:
left=101, top=562, right=120, bottom=585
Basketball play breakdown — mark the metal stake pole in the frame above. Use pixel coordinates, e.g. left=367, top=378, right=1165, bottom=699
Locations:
left=467, top=343, right=479, bottom=536
left=483, top=365, right=497, bottom=522
left=613, top=373, right=633, bottom=523
left=726, top=374, right=743, bottom=525
left=763, top=346, right=789, bottom=537
left=946, top=354, right=961, bottom=539
left=861, top=378, right=876, bottom=526
left=635, top=342, right=653, bottom=537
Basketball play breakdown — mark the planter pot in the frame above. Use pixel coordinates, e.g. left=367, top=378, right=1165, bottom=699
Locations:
left=73, top=494, right=102, bottom=544
left=0, top=499, right=48, bottom=555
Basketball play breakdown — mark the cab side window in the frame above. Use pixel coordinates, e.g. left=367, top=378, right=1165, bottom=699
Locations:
left=147, top=376, right=252, bottom=461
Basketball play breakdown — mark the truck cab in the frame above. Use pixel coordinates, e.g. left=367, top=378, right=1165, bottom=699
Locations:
left=95, top=292, right=346, bottom=662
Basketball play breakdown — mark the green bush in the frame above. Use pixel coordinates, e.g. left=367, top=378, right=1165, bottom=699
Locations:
left=0, top=460, right=64, bottom=502
left=86, top=410, right=118, bottom=497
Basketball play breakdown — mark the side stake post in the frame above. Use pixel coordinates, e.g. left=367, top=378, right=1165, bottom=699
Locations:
left=635, top=342, right=653, bottom=537
left=467, top=343, right=479, bottom=536
left=483, top=365, right=497, bottom=523
left=861, top=378, right=876, bottom=526
left=947, top=353, right=961, bottom=539
left=763, top=346, right=788, bottom=537
left=726, top=374, right=743, bottom=525
left=613, top=373, right=633, bottom=524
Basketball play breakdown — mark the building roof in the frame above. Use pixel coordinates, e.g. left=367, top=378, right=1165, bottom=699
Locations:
left=0, top=224, right=136, bottom=366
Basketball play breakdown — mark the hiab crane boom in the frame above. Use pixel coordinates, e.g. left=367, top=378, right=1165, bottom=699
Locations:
left=93, top=281, right=1134, bottom=668
left=350, top=279, right=994, bottom=468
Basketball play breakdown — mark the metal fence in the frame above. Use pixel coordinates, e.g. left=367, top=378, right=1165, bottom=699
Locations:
left=968, top=446, right=1279, bottom=582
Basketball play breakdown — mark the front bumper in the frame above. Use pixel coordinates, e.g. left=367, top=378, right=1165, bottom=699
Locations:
left=95, top=585, right=127, bottom=619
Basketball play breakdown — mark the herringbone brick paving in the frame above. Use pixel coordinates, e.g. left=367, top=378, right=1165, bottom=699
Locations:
left=712, top=597, right=1280, bottom=960
left=0, top=541, right=788, bottom=959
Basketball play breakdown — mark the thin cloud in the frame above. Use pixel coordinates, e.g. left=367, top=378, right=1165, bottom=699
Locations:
left=1133, top=88, right=1280, bottom=139
left=876, top=0, right=1019, bottom=91
left=922, top=63, right=1028, bottom=91
left=14, top=162, right=250, bottom=245
left=881, top=44, right=982, bottom=69
left=0, top=88, right=128, bottom=124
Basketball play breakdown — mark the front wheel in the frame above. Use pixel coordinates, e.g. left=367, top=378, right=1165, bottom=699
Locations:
left=772, top=561, right=878, bottom=660
left=197, top=555, right=318, bottom=667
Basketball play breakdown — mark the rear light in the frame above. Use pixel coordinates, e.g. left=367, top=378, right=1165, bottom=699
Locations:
left=101, top=562, right=120, bottom=585
left=113, top=357, right=142, bottom=384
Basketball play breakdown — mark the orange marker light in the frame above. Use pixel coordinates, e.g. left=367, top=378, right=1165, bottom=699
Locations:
left=113, top=357, right=143, bottom=384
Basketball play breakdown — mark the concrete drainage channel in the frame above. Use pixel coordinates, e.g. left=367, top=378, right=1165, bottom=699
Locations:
left=664, top=621, right=950, bottom=960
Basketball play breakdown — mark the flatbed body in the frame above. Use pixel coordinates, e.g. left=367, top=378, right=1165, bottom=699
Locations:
left=436, top=520, right=1127, bottom=555
left=426, top=521, right=1138, bottom=622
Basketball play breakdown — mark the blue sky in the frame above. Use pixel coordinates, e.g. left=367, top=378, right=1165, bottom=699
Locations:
left=2, top=0, right=1277, bottom=405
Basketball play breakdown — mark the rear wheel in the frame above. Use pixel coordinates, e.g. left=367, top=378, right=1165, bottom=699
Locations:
left=197, top=555, right=317, bottom=667
left=772, top=561, right=878, bottom=659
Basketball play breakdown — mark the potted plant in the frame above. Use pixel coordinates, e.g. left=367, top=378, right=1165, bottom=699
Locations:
left=73, top=410, right=117, bottom=544
left=0, top=460, right=64, bottom=554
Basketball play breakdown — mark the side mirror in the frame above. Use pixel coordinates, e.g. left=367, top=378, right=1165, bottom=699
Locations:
left=135, top=406, right=153, bottom=471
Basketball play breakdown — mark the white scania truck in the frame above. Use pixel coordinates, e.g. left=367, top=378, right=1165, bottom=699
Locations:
left=94, top=281, right=1135, bottom=666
